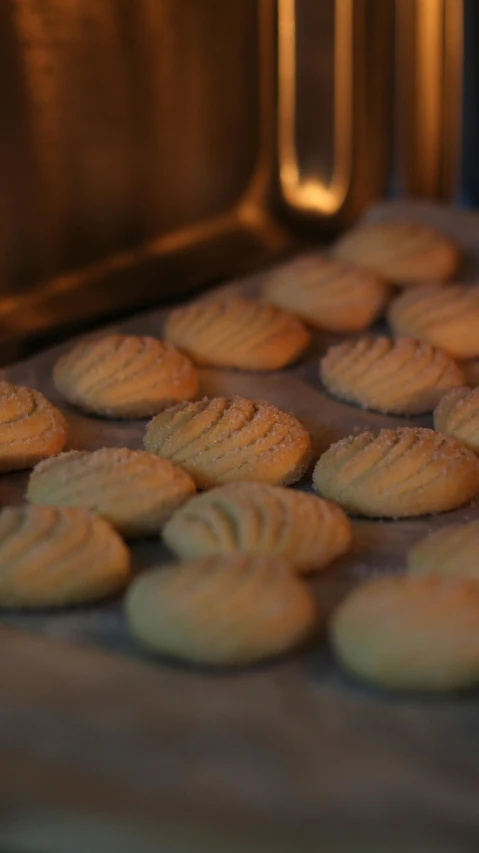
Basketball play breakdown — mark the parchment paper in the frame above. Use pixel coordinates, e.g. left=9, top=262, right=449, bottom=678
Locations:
left=3, top=200, right=479, bottom=846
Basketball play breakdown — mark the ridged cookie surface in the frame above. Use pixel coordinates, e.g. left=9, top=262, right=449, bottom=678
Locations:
left=333, top=220, right=459, bottom=285
left=144, top=396, right=312, bottom=489
left=330, top=574, right=479, bottom=691
left=53, top=334, right=199, bottom=418
left=407, top=521, right=479, bottom=580
left=0, top=381, right=66, bottom=473
left=163, top=482, right=352, bottom=573
left=125, top=554, right=318, bottom=665
left=27, top=447, right=196, bottom=538
left=388, top=285, right=479, bottom=359
left=320, top=337, right=464, bottom=415
left=434, top=386, right=479, bottom=454
left=313, top=427, right=479, bottom=517
left=261, top=255, right=388, bottom=332
left=164, top=296, right=309, bottom=370
left=0, top=505, right=130, bottom=608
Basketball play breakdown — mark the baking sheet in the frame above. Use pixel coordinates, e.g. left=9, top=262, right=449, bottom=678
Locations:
left=3, top=200, right=479, bottom=846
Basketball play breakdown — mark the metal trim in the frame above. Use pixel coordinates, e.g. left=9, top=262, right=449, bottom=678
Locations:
left=277, top=0, right=353, bottom=215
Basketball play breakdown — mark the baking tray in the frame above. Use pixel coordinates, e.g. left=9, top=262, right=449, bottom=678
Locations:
left=2, top=200, right=479, bottom=853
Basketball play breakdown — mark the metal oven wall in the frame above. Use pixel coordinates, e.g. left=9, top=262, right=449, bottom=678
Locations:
left=0, top=0, right=469, bottom=354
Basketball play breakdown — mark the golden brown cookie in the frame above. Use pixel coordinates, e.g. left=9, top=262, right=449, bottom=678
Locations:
left=27, top=447, right=196, bottom=538
left=388, top=284, right=479, bottom=359
left=163, top=482, right=352, bottom=573
left=53, top=334, right=199, bottom=418
left=0, top=381, right=66, bottom=473
left=320, top=337, right=464, bottom=415
left=330, top=574, right=479, bottom=692
left=313, top=427, right=479, bottom=518
left=407, top=521, right=479, bottom=580
left=434, top=386, right=479, bottom=454
left=0, top=505, right=130, bottom=608
left=125, top=554, right=317, bottom=665
left=164, top=296, right=309, bottom=370
left=261, top=254, right=389, bottom=332
left=333, top=220, right=459, bottom=285
left=144, top=396, right=312, bottom=489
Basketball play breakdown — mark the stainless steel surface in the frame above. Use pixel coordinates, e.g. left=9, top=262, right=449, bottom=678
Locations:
left=277, top=0, right=393, bottom=226
left=0, top=0, right=396, bottom=356
left=394, top=0, right=464, bottom=200
left=0, top=0, right=291, bottom=345
left=0, top=0, right=475, bottom=357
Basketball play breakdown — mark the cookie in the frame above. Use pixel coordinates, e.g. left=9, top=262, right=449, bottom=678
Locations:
left=330, top=574, right=479, bottom=692
left=320, top=337, right=464, bottom=415
left=434, top=386, right=479, bottom=454
left=0, top=505, right=130, bottom=608
left=144, top=396, right=312, bottom=489
left=125, top=554, right=317, bottom=665
left=163, top=482, right=352, bottom=573
left=261, top=254, right=388, bottom=332
left=27, top=447, right=196, bottom=538
left=333, top=220, right=459, bottom=285
left=313, top=427, right=479, bottom=517
left=0, top=381, right=66, bottom=473
left=407, top=521, right=479, bottom=580
left=388, top=284, right=479, bottom=359
left=164, top=296, right=309, bottom=370
left=53, top=334, right=199, bottom=418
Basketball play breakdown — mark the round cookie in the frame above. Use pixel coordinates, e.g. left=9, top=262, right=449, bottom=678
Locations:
left=0, top=505, right=130, bottom=609
left=320, top=337, right=464, bottom=415
left=125, top=554, right=318, bottom=665
left=53, top=334, right=199, bottom=418
left=407, top=521, right=479, bottom=580
left=144, top=396, right=312, bottom=489
left=434, top=386, right=479, bottom=454
left=261, top=254, right=389, bottom=333
left=330, top=574, right=479, bottom=692
left=164, top=296, right=309, bottom=370
left=0, top=381, right=66, bottom=473
left=388, top=284, right=479, bottom=359
left=163, top=482, right=352, bottom=573
left=332, top=220, right=459, bottom=285
left=313, top=427, right=479, bottom=518
left=27, top=447, right=196, bottom=538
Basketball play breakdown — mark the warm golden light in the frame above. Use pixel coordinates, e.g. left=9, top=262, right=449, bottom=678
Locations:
left=277, top=0, right=353, bottom=215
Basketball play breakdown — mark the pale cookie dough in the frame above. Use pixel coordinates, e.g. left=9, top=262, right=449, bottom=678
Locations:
left=0, top=505, right=130, bottom=609
left=408, top=521, right=479, bottom=580
left=164, top=296, right=309, bottom=370
left=434, top=386, right=479, bottom=454
left=320, top=337, right=464, bottom=415
left=330, top=574, right=479, bottom=692
left=332, top=220, right=459, bottom=285
left=125, top=554, right=318, bottom=665
left=163, top=482, right=352, bottom=573
left=144, top=396, right=312, bottom=489
left=0, top=381, right=66, bottom=473
left=261, top=254, right=388, bottom=333
left=388, top=284, right=479, bottom=359
left=27, top=447, right=196, bottom=538
left=313, top=427, right=479, bottom=518
left=53, top=334, right=199, bottom=418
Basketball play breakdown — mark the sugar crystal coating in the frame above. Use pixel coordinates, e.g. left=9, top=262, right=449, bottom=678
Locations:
left=313, top=427, right=479, bottom=518
left=164, top=296, right=309, bottom=370
left=144, top=396, right=312, bottom=489
left=321, top=336, right=464, bottom=415
left=0, top=380, right=66, bottom=472
left=163, top=481, right=352, bottom=572
left=53, top=334, right=199, bottom=418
